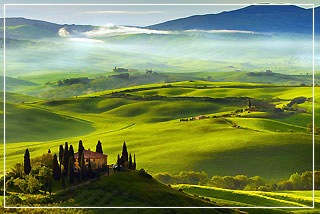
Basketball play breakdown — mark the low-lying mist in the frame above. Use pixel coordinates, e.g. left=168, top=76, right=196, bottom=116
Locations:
left=2, top=27, right=317, bottom=77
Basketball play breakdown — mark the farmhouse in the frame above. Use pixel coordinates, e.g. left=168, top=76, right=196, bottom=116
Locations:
left=74, top=149, right=107, bottom=170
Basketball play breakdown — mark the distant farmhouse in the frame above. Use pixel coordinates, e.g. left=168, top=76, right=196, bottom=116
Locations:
left=74, top=149, right=107, bottom=170
left=113, top=67, right=138, bottom=72
left=113, top=67, right=128, bottom=72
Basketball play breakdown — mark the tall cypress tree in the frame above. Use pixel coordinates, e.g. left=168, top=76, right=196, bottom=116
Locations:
left=69, top=145, right=75, bottom=162
left=129, top=153, right=133, bottom=169
left=133, top=154, right=136, bottom=170
left=88, top=158, right=92, bottom=179
left=48, top=149, right=51, bottom=153
left=117, top=154, right=120, bottom=166
left=63, top=142, right=69, bottom=175
left=122, top=142, right=128, bottom=162
left=59, top=145, right=64, bottom=166
left=78, top=140, right=84, bottom=165
left=80, top=152, right=86, bottom=180
left=24, top=149, right=31, bottom=175
left=52, top=154, right=61, bottom=180
left=96, top=140, right=103, bottom=154
left=68, top=156, right=75, bottom=185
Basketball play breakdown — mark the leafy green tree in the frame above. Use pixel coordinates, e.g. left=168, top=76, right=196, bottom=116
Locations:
left=59, top=145, right=64, bottom=166
left=301, top=171, right=313, bottom=190
left=68, top=156, right=75, bottom=185
left=26, top=175, right=41, bottom=193
left=52, top=154, right=61, bottom=180
left=96, top=140, right=103, bottom=154
left=289, top=172, right=303, bottom=190
left=24, top=149, right=31, bottom=175
left=129, top=153, right=133, bottom=169
left=122, top=142, right=128, bottom=161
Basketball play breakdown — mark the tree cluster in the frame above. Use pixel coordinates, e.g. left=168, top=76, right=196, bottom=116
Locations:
left=117, top=142, right=136, bottom=170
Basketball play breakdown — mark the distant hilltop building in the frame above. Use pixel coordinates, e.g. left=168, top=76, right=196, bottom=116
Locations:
left=113, top=66, right=128, bottom=72
left=113, top=67, right=137, bottom=72
left=266, top=70, right=273, bottom=75
left=74, top=149, right=108, bottom=170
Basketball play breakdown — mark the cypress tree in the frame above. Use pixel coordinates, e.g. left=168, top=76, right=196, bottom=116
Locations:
left=48, top=149, right=51, bottom=153
left=69, top=145, right=75, bottom=162
left=63, top=142, right=69, bottom=175
left=80, top=152, right=86, bottom=180
left=88, top=158, right=92, bottom=179
left=24, top=149, right=31, bottom=175
left=59, top=145, right=64, bottom=166
left=133, top=154, right=136, bottom=170
left=248, top=99, right=252, bottom=108
left=78, top=140, right=84, bottom=166
left=96, top=140, right=103, bottom=154
left=129, top=153, right=133, bottom=169
left=117, top=154, right=120, bottom=166
left=52, top=154, right=61, bottom=180
left=68, top=156, right=75, bottom=185
left=122, top=142, right=128, bottom=162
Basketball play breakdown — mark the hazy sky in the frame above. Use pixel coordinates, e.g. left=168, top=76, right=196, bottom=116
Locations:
left=1, top=0, right=319, bottom=26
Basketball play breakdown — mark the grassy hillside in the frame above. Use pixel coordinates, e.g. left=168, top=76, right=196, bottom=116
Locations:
left=175, top=184, right=320, bottom=213
left=2, top=81, right=318, bottom=181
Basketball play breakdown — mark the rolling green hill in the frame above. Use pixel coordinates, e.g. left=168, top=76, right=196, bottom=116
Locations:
left=174, top=184, right=320, bottom=213
left=1, top=81, right=318, bottom=182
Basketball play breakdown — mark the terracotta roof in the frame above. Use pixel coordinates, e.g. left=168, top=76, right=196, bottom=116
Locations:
left=74, top=150, right=107, bottom=159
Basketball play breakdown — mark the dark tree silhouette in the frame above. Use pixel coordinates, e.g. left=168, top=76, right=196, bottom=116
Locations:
left=122, top=142, right=128, bottom=162
left=69, top=145, right=75, bottom=162
left=24, top=149, right=31, bottom=175
left=117, top=154, right=120, bottom=166
left=88, top=158, right=92, bottom=179
left=96, top=140, right=103, bottom=154
left=48, top=149, right=51, bottom=153
left=68, top=156, right=75, bottom=185
left=129, top=153, right=133, bottom=169
left=78, top=140, right=84, bottom=165
left=59, top=145, right=64, bottom=166
left=80, top=152, right=87, bottom=180
left=52, top=154, right=61, bottom=180
left=63, top=142, right=69, bottom=175
left=133, top=154, right=136, bottom=170
left=248, top=99, right=252, bottom=108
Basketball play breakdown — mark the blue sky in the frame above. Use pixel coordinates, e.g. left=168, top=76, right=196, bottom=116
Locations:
left=1, top=0, right=319, bottom=26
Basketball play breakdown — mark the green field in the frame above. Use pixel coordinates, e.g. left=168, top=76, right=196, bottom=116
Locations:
left=175, top=184, right=320, bottom=213
left=1, top=81, right=319, bottom=183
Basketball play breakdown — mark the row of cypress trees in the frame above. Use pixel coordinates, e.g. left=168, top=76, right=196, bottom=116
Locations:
left=117, top=142, right=136, bottom=170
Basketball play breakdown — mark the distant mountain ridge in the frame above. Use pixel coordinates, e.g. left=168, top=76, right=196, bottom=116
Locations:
left=147, top=5, right=320, bottom=34
left=0, top=17, right=96, bottom=39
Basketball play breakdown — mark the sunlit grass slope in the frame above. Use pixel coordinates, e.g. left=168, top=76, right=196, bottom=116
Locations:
left=1, top=82, right=318, bottom=181
left=54, top=171, right=227, bottom=212
left=175, top=185, right=320, bottom=213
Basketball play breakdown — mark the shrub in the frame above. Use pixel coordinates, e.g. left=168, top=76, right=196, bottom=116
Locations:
left=258, top=186, right=271, bottom=192
left=139, top=169, right=152, bottom=178
left=6, top=195, right=23, bottom=205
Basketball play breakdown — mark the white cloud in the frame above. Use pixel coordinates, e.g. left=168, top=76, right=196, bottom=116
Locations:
left=82, top=25, right=171, bottom=37
left=81, top=10, right=165, bottom=15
